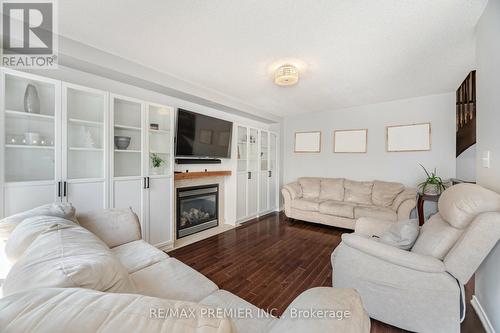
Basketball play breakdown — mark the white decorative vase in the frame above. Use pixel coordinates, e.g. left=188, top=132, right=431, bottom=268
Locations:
left=24, top=84, right=40, bottom=114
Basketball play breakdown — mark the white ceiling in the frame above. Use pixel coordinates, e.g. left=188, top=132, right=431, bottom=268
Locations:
left=59, top=0, right=487, bottom=117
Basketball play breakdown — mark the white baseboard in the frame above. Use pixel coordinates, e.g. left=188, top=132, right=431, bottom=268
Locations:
left=471, top=295, right=496, bottom=333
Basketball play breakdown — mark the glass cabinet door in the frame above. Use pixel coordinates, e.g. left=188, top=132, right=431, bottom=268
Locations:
left=147, top=104, right=172, bottom=176
left=65, top=86, right=106, bottom=180
left=259, top=131, right=269, bottom=212
left=112, top=97, right=143, bottom=178
left=269, top=133, right=278, bottom=210
left=247, top=128, right=259, bottom=216
left=4, top=73, right=57, bottom=182
left=237, top=126, right=247, bottom=172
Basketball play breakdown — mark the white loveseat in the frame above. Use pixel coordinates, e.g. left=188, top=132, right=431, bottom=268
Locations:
left=282, top=178, right=416, bottom=229
left=0, top=204, right=370, bottom=333
left=331, top=183, right=500, bottom=332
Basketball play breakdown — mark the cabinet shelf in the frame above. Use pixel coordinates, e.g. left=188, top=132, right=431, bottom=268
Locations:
left=150, top=151, right=170, bottom=154
left=69, top=118, right=103, bottom=126
left=114, top=124, right=141, bottom=131
left=5, top=109, right=54, bottom=121
left=69, top=147, right=103, bottom=152
left=6, top=144, right=54, bottom=150
left=149, top=129, right=169, bottom=134
left=115, top=149, right=141, bottom=153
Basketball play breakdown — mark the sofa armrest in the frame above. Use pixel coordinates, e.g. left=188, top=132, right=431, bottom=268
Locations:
left=341, top=234, right=445, bottom=273
left=282, top=182, right=302, bottom=200
left=397, top=199, right=416, bottom=220
left=354, top=217, right=394, bottom=237
left=281, top=182, right=302, bottom=216
left=77, top=208, right=142, bottom=248
left=268, top=287, right=370, bottom=333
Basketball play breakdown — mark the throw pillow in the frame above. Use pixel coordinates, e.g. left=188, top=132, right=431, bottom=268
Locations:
left=377, top=219, right=420, bottom=250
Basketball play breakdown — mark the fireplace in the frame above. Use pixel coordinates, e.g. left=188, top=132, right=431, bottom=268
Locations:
left=176, top=184, right=219, bottom=238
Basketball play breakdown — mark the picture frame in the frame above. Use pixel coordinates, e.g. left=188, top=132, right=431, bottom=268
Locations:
left=386, top=122, right=431, bottom=152
left=334, top=129, right=367, bottom=153
left=294, top=131, right=321, bottom=153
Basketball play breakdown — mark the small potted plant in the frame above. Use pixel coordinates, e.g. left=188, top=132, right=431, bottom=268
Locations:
left=417, top=164, right=447, bottom=195
left=150, top=153, right=166, bottom=175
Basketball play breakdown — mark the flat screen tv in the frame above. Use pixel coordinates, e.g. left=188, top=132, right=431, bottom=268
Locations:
left=175, top=109, right=233, bottom=159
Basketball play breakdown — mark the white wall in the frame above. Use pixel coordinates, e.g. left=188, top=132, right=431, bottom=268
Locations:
left=475, top=0, right=500, bottom=331
left=283, top=93, right=456, bottom=187
left=28, top=66, right=277, bottom=226
left=456, top=144, right=477, bottom=182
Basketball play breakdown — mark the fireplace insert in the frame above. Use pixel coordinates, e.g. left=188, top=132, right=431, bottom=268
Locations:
left=176, top=184, right=219, bottom=238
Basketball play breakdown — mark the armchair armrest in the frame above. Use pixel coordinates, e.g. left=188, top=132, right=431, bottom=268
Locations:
left=392, top=188, right=417, bottom=220
left=354, top=217, right=394, bottom=237
left=77, top=208, right=141, bottom=248
left=268, top=287, right=370, bottom=333
left=341, top=234, right=445, bottom=273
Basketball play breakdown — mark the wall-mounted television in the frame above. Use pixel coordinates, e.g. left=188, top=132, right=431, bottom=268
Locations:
left=175, top=109, right=233, bottom=159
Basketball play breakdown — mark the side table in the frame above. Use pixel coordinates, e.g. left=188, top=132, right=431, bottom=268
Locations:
left=417, top=193, right=440, bottom=226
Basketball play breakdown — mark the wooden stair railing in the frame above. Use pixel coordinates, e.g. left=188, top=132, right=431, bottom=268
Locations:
left=456, top=71, right=476, bottom=157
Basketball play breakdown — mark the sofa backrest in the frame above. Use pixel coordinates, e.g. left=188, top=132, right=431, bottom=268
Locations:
left=297, top=177, right=406, bottom=207
left=411, top=184, right=500, bottom=282
left=3, top=216, right=136, bottom=297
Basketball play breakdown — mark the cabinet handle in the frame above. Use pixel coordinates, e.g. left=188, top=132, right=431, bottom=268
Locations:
left=248, top=171, right=251, bottom=180
left=63, top=182, right=67, bottom=197
left=58, top=181, right=62, bottom=197
left=143, top=177, right=147, bottom=189
left=268, top=170, right=272, bottom=178
left=147, top=177, right=150, bottom=189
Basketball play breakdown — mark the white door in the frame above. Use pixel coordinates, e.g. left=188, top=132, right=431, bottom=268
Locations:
left=269, top=132, right=278, bottom=211
left=147, top=177, right=172, bottom=246
left=110, top=95, right=145, bottom=231
left=236, top=126, right=248, bottom=220
left=259, top=130, right=269, bottom=213
left=62, top=84, right=108, bottom=214
left=247, top=128, right=259, bottom=217
left=144, top=103, right=174, bottom=247
left=1, top=70, right=61, bottom=216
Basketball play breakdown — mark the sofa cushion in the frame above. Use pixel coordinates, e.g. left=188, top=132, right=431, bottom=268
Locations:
left=131, top=258, right=218, bottom=302
left=438, top=183, right=500, bottom=229
left=344, top=180, right=373, bottom=205
left=291, top=198, right=321, bottom=212
left=319, top=178, right=345, bottom=201
left=378, top=219, right=420, bottom=250
left=319, top=201, right=354, bottom=218
left=201, top=290, right=275, bottom=333
left=3, top=223, right=135, bottom=297
left=111, top=239, right=169, bottom=273
left=354, top=206, right=397, bottom=221
left=77, top=208, right=142, bottom=248
left=5, top=216, right=77, bottom=263
left=411, top=213, right=463, bottom=259
left=0, top=288, right=233, bottom=333
left=298, top=178, right=321, bottom=199
left=372, top=180, right=404, bottom=207
left=0, top=202, right=76, bottom=240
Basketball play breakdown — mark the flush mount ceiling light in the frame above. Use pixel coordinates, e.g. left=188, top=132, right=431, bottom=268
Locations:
left=274, top=64, right=299, bottom=86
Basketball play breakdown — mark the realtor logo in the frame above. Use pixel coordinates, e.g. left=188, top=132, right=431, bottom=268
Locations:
left=1, top=0, right=58, bottom=68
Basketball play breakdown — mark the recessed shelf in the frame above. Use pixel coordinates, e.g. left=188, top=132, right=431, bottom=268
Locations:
left=69, top=118, right=103, bottom=126
left=5, top=110, right=54, bottom=120
left=6, top=144, right=54, bottom=149
left=115, top=124, right=141, bottom=131
left=115, top=149, right=141, bottom=153
left=69, top=147, right=103, bottom=152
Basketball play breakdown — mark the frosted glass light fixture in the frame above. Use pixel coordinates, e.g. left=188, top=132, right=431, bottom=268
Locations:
left=274, top=64, right=299, bottom=86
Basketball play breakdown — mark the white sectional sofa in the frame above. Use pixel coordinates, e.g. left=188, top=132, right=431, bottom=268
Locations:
left=0, top=204, right=370, bottom=333
left=282, top=178, right=416, bottom=229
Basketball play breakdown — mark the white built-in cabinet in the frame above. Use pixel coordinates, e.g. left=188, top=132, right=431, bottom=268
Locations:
left=1, top=69, right=174, bottom=248
left=236, top=125, right=279, bottom=223
left=110, top=95, right=174, bottom=247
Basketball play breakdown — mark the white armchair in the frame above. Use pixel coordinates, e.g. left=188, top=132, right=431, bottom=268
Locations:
left=331, top=183, right=500, bottom=333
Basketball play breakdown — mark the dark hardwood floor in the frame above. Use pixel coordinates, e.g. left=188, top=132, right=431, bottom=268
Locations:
left=168, top=212, right=484, bottom=333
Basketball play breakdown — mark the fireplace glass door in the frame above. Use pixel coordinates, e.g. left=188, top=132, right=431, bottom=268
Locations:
left=177, top=185, right=218, bottom=238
